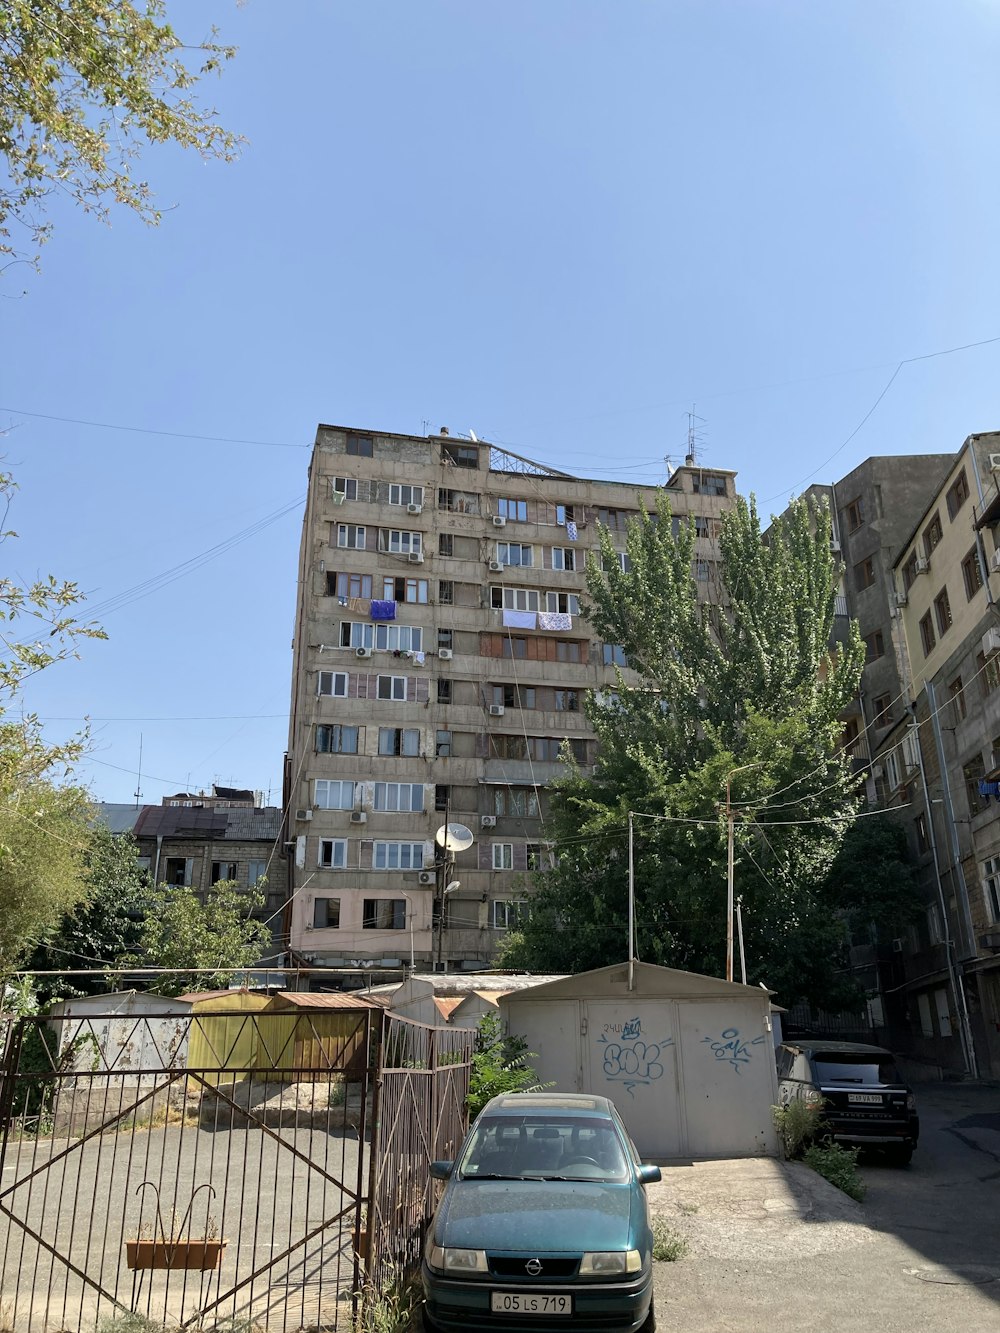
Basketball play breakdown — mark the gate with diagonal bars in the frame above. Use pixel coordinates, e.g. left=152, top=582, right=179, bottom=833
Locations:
left=0, top=1000, right=473, bottom=1332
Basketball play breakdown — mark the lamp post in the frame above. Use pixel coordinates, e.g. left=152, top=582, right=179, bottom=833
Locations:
left=723, top=763, right=764, bottom=983
left=433, top=822, right=474, bottom=972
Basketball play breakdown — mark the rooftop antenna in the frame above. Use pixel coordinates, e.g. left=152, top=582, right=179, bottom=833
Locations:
left=133, top=733, right=143, bottom=808
left=469, top=429, right=479, bottom=443
left=684, top=405, right=707, bottom=467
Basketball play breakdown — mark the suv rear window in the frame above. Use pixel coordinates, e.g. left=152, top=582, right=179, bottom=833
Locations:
left=813, top=1054, right=900, bottom=1085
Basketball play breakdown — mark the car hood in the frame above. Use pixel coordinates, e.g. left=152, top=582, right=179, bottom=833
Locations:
left=435, top=1180, right=634, bottom=1253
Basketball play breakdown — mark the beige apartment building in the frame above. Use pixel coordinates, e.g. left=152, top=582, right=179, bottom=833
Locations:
left=285, top=424, right=737, bottom=977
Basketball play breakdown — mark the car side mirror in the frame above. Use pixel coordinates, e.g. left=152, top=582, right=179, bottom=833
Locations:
left=638, top=1164, right=661, bottom=1185
left=429, top=1160, right=454, bottom=1180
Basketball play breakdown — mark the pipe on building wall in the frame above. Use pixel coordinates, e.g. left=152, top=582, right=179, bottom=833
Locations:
left=925, top=679, right=977, bottom=961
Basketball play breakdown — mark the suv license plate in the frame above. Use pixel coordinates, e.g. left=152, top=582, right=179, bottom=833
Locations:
left=490, top=1293, right=572, bottom=1316
left=848, top=1093, right=883, bottom=1104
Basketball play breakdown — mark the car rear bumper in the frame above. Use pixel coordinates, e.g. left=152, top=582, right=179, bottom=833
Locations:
left=421, top=1263, right=653, bottom=1332
left=831, top=1115, right=919, bottom=1147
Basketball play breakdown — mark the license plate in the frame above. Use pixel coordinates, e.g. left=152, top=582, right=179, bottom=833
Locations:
left=490, top=1292, right=572, bottom=1316
left=848, top=1093, right=883, bottom=1104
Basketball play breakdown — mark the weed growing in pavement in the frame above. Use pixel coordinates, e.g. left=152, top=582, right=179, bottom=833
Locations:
left=354, top=1261, right=423, bottom=1333
left=651, top=1216, right=688, bottom=1262
left=772, top=1099, right=825, bottom=1159
left=94, top=1314, right=162, bottom=1333
left=803, top=1143, right=866, bottom=1202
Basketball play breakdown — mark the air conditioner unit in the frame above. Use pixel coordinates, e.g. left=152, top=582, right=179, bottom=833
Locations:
left=990, top=454, right=1000, bottom=472
left=489, top=704, right=505, bottom=717
left=871, top=764, right=884, bottom=780
left=888, top=604, right=899, bottom=619
left=418, top=871, right=435, bottom=886
left=481, top=815, right=497, bottom=828
left=356, top=646, right=373, bottom=658
left=488, top=560, right=503, bottom=572
left=438, top=648, right=453, bottom=660
left=891, top=937, right=904, bottom=953
left=407, top=503, right=423, bottom=515
left=408, top=552, right=425, bottom=564
left=915, top=555, right=930, bottom=574
left=894, top=590, right=908, bottom=608
left=991, top=549, right=1000, bottom=574
left=350, top=811, right=367, bottom=824
left=493, top=515, right=507, bottom=528
left=830, top=538, right=841, bottom=553
left=982, top=627, right=1000, bottom=657
left=294, top=808, right=313, bottom=822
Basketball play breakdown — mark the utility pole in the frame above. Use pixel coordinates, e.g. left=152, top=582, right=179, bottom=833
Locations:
left=723, top=762, right=763, bottom=984
left=627, top=811, right=636, bottom=992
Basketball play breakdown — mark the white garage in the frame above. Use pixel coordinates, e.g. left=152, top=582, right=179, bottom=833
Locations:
left=500, top=961, right=779, bottom=1159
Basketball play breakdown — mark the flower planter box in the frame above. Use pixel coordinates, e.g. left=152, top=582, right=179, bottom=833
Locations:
left=125, top=1239, right=226, bottom=1271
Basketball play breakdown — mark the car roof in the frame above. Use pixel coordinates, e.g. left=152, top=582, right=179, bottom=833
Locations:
left=783, top=1040, right=894, bottom=1056
left=484, top=1093, right=616, bottom=1117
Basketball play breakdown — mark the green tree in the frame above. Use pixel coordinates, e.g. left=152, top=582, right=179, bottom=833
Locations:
left=466, top=1012, right=549, bottom=1120
left=0, top=1, right=240, bottom=271
left=135, top=880, right=272, bottom=996
left=29, top=822, right=151, bottom=1002
left=500, top=491, right=873, bottom=1011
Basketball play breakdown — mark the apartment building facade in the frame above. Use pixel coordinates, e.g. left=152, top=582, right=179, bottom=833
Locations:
left=285, top=424, right=737, bottom=976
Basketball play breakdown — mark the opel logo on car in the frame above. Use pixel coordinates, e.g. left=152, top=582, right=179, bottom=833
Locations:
left=525, top=1257, right=543, bottom=1275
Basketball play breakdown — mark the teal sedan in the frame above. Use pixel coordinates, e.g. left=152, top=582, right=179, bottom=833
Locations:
left=421, top=1092, right=661, bottom=1332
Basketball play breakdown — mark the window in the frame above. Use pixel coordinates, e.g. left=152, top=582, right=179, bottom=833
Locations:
left=601, top=551, right=632, bottom=574
left=984, top=856, right=1000, bottom=923
left=596, top=507, right=632, bottom=531
left=496, top=497, right=528, bottom=522
left=374, top=782, right=425, bottom=812
left=854, top=557, right=876, bottom=591
left=491, top=735, right=588, bottom=763
left=341, top=622, right=423, bottom=652
left=554, top=689, right=580, bottom=712
left=550, top=547, right=576, bottom=571
left=378, top=726, right=420, bottom=756
left=902, top=552, right=919, bottom=591
left=872, top=694, right=892, bottom=727
left=247, top=860, right=267, bottom=887
left=845, top=497, right=864, bottom=532
left=493, top=684, right=536, bottom=709
left=388, top=483, right=423, bottom=507
left=492, top=899, right=527, bottom=929
left=377, top=675, right=407, bottom=701
left=438, top=580, right=454, bottom=605
left=482, top=634, right=585, bottom=664
left=318, top=839, right=348, bottom=869
left=492, top=585, right=541, bottom=612
left=979, top=650, right=1000, bottom=696
left=435, top=784, right=449, bottom=812
left=164, top=857, right=192, bottom=886
left=332, top=571, right=373, bottom=599
left=384, top=529, right=422, bottom=555
left=382, top=576, right=428, bottom=603
left=863, top=630, right=884, bottom=662
left=545, top=589, right=579, bottom=615
left=316, top=724, right=359, bottom=753
left=317, top=671, right=348, bottom=698
left=694, top=559, right=712, bottom=582
left=372, top=842, right=424, bottom=870
left=692, top=473, right=726, bottom=497
left=919, top=611, right=936, bottom=657
left=964, top=755, right=987, bottom=816
left=492, top=787, right=540, bottom=818
left=314, top=779, right=356, bottom=810
left=914, top=813, right=930, bottom=855
left=538, top=502, right=575, bottom=525
left=603, top=644, right=627, bottom=667
left=438, top=533, right=454, bottom=557
left=336, top=524, right=366, bottom=549
left=949, top=676, right=967, bottom=721
left=962, top=547, right=983, bottom=601
left=926, top=903, right=944, bottom=947
left=363, top=899, right=406, bottom=929
left=211, top=861, right=238, bottom=883
left=496, top=542, right=533, bottom=567
left=437, top=628, right=453, bottom=650
left=436, top=730, right=451, bottom=757
left=331, top=477, right=358, bottom=501
left=923, top=512, right=943, bottom=555
left=934, top=587, right=952, bottom=637
left=492, top=843, right=514, bottom=871
left=313, top=898, right=341, bottom=929
left=946, top=469, right=969, bottom=520
left=436, top=679, right=451, bottom=703
left=438, top=487, right=480, bottom=514
left=441, top=442, right=479, bottom=468
left=527, top=843, right=553, bottom=871
left=346, top=433, right=373, bottom=457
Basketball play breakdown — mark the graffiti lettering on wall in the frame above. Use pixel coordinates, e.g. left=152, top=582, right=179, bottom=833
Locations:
left=596, top=1015, right=673, bottom=1097
left=701, top=1027, right=766, bottom=1074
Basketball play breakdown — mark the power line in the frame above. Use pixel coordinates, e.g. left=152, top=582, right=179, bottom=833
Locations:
left=0, top=406, right=309, bottom=450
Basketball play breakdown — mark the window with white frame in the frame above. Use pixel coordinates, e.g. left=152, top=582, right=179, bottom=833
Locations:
left=248, top=859, right=267, bottom=887
left=492, top=786, right=539, bottom=817
left=491, top=585, right=541, bottom=612
left=492, top=843, right=514, bottom=870
left=984, top=856, right=1000, bottom=923
left=545, top=591, right=580, bottom=615
left=388, top=483, right=424, bottom=507
left=318, top=839, right=348, bottom=869
left=382, top=575, right=428, bottom=603
left=374, top=782, right=425, bottom=812
left=600, top=551, right=632, bottom=573
left=314, top=779, right=356, bottom=810
left=331, top=477, right=358, bottom=501
left=901, top=730, right=921, bottom=771
left=603, top=644, right=627, bottom=667
left=340, top=622, right=423, bottom=653
left=318, top=671, right=349, bottom=697
left=378, top=727, right=420, bottom=756
left=384, top=529, right=422, bottom=555
left=372, top=841, right=425, bottom=870
left=527, top=843, right=554, bottom=871
left=496, top=497, right=528, bottom=522
left=550, top=547, right=576, bottom=571
left=926, top=902, right=944, bottom=946
left=496, top=542, right=533, bottom=567
left=376, top=675, right=407, bottom=701
left=883, top=748, right=901, bottom=792
left=315, top=724, right=359, bottom=754
left=492, top=899, right=527, bottom=929
left=211, top=861, right=239, bottom=884
left=336, top=524, right=366, bottom=549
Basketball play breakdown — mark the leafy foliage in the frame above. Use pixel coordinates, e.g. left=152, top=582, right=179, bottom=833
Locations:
left=802, top=1142, right=866, bottom=1201
left=500, top=491, right=879, bottom=1010
left=772, top=1098, right=825, bottom=1159
left=650, top=1216, right=688, bottom=1262
left=466, top=1012, right=550, bottom=1119
left=135, top=880, right=272, bottom=995
left=0, top=1, right=240, bottom=271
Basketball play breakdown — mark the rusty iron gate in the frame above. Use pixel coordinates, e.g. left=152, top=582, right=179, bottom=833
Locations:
left=0, top=1004, right=473, bottom=1332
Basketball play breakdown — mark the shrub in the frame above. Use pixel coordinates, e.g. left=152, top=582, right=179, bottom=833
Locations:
left=651, top=1216, right=688, bottom=1261
left=466, top=1013, right=550, bottom=1119
left=772, top=1098, right=824, bottom=1159
left=802, top=1143, right=866, bottom=1202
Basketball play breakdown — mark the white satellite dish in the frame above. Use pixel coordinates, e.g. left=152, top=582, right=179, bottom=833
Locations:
left=435, top=822, right=474, bottom=853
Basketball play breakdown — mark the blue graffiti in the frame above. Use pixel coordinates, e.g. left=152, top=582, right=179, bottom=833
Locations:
left=596, top=1017, right=673, bottom=1097
left=621, top=1016, right=642, bottom=1041
left=701, top=1027, right=766, bottom=1074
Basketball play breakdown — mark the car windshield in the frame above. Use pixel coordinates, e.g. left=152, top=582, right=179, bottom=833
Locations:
left=813, top=1054, right=901, bottom=1085
left=458, top=1115, right=629, bottom=1181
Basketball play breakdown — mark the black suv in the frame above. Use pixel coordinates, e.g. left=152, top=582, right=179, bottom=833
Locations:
left=776, top=1040, right=919, bottom=1164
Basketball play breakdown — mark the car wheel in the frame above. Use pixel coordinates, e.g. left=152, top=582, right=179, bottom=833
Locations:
left=886, top=1144, right=913, bottom=1167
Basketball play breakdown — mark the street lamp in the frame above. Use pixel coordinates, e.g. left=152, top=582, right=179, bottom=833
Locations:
left=434, top=822, right=474, bottom=972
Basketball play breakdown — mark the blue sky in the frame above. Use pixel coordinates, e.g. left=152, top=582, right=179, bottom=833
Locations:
left=4, top=0, right=999, bottom=805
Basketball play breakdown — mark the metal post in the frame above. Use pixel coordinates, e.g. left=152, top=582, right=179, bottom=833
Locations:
left=726, top=778, right=734, bottom=983
left=736, top=896, right=747, bottom=985
left=627, top=811, right=635, bottom=991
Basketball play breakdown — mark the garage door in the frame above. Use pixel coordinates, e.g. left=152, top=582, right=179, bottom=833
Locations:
left=583, top=1001, right=682, bottom=1158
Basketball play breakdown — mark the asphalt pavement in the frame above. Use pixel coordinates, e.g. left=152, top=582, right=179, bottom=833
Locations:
left=648, top=1081, right=1000, bottom=1332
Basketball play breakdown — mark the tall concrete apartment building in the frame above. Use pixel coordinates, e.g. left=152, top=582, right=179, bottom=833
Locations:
left=285, top=424, right=737, bottom=977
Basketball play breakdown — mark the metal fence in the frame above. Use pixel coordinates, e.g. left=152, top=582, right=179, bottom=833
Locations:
left=0, top=1004, right=473, bottom=1332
